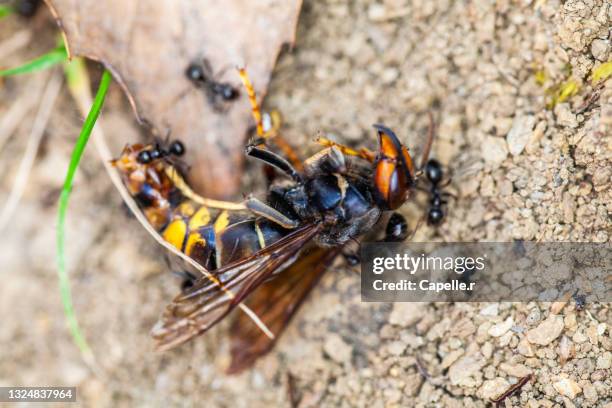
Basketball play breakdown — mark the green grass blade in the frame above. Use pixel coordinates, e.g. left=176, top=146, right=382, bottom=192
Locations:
left=0, top=45, right=67, bottom=77
left=0, top=5, right=14, bottom=18
left=56, top=69, right=111, bottom=360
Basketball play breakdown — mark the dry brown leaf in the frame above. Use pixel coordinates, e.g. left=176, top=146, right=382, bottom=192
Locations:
left=45, top=0, right=303, bottom=198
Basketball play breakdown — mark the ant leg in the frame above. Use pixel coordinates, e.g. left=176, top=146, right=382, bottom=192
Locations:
left=441, top=191, right=458, bottom=201
left=215, top=63, right=233, bottom=80
left=236, top=68, right=304, bottom=170
left=246, top=146, right=302, bottom=182
left=315, top=135, right=376, bottom=163
left=237, top=67, right=265, bottom=139
left=418, top=112, right=435, bottom=171
left=245, top=196, right=299, bottom=229
left=439, top=177, right=452, bottom=188
left=201, top=58, right=215, bottom=79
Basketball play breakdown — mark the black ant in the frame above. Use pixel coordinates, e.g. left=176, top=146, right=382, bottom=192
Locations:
left=136, top=140, right=185, bottom=164
left=185, top=59, right=239, bottom=111
left=424, top=159, right=452, bottom=225
left=573, top=292, right=586, bottom=311
left=15, top=0, right=41, bottom=17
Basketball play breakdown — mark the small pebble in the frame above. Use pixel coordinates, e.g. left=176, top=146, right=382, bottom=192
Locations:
left=558, top=336, right=576, bottom=363
left=489, top=317, right=514, bottom=337
left=553, top=377, right=582, bottom=399
left=499, top=363, right=532, bottom=378
left=582, top=381, right=598, bottom=403
left=479, top=378, right=510, bottom=400
left=517, top=337, right=535, bottom=357
left=323, top=334, right=352, bottom=364
left=590, top=39, right=610, bottom=61
left=448, top=353, right=486, bottom=387
left=595, top=352, right=611, bottom=370
left=526, top=315, right=564, bottom=346
left=481, top=136, right=508, bottom=165
left=554, top=104, right=578, bottom=128
left=388, top=303, right=426, bottom=327
left=441, top=349, right=464, bottom=369
left=507, top=114, right=536, bottom=156
left=573, top=331, right=588, bottom=343
left=586, top=324, right=599, bottom=345
left=480, top=304, right=499, bottom=316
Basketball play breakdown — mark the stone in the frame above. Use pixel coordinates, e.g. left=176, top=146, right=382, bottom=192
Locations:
left=553, top=377, right=582, bottom=399
left=582, top=381, right=598, bottom=403
left=526, top=315, right=564, bottom=345
left=499, top=363, right=532, bottom=378
left=558, top=336, right=575, bottom=364
left=388, top=303, right=426, bottom=327
left=596, top=352, right=611, bottom=370
left=507, top=115, right=536, bottom=156
left=481, top=342, right=494, bottom=359
left=550, top=299, right=568, bottom=315
left=441, top=349, right=464, bottom=369
left=367, top=4, right=386, bottom=21
left=554, top=103, right=578, bottom=128
left=387, top=341, right=406, bottom=356
left=448, top=353, right=486, bottom=387
left=573, top=331, right=588, bottom=343
left=591, top=39, right=610, bottom=61
left=489, top=317, right=514, bottom=337
left=564, top=313, right=577, bottom=331
left=587, top=324, right=599, bottom=345
left=596, top=323, right=606, bottom=336
left=479, top=378, right=510, bottom=400
left=479, top=304, right=499, bottom=316
left=323, top=334, right=352, bottom=364
left=481, top=137, right=508, bottom=165
left=517, top=337, right=535, bottom=357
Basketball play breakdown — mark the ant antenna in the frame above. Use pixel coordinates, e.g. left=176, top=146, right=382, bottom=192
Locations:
left=419, top=112, right=435, bottom=171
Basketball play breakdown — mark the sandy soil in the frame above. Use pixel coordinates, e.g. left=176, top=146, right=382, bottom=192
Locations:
left=0, top=0, right=610, bottom=407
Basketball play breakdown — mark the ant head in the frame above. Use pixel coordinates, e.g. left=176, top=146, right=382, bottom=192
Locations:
left=428, top=207, right=444, bottom=225
left=136, top=149, right=153, bottom=164
left=185, top=64, right=204, bottom=82
left=112, top=144, right=163, bottom=184
left=112, top=143, right=177, bottom=199
left=425, top=159, right=443, bottom=184
left=372, top=124, right=416, bottom=210
left=168, top=140, right=185, bottom=156
left=220, top=84, right=239, bottom=101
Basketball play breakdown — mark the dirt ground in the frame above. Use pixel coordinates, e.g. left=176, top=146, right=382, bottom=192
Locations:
left=0, top=0, right=610, bottom=407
